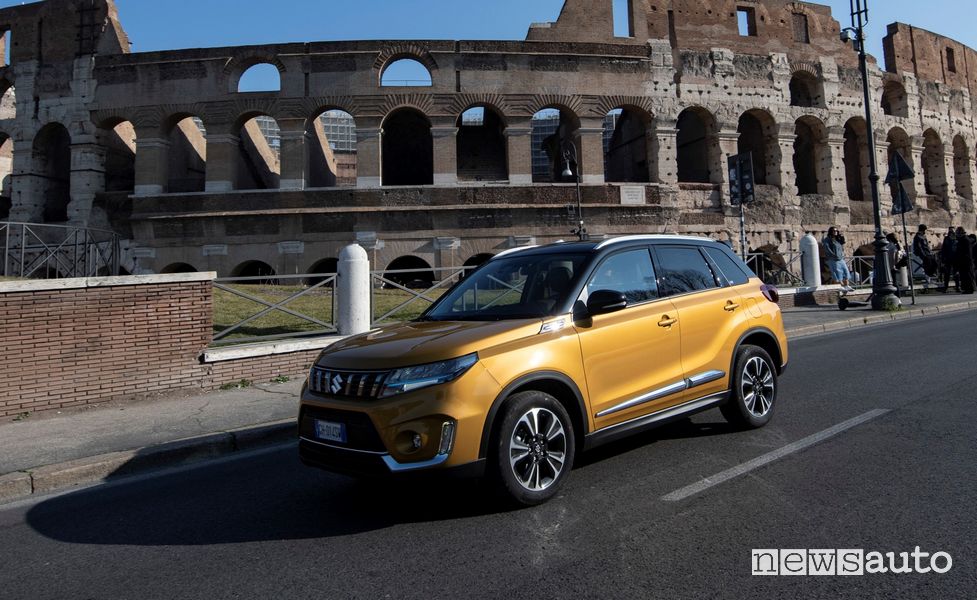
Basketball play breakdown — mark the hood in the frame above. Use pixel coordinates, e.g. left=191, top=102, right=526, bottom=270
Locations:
left=316, top=319, right=543, bottom=370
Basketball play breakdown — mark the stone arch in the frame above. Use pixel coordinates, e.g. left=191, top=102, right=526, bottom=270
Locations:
left=233, top=111, right=280, bottom=190
left=531, top=106, right=581, bottom=183
left=457, top=104, right=508, bottom=182
left=793, top=116, right=829, bottom=195
left=952, top=135, right=973, bottom=204
left=843, top=117, right=870, bottom=201
left=0, top=130, right=12, bottom=210
left=306, top=257, right=339, bottom=287
left=384, top=255, right=434, bottom=288
left=160, top=262, right=198, bottom=274
left=736, top=109, right=779, bottom=186
left=231, top=260, right=277, bottom=282
left=676, top=106, right=721, bottom=184
left=604, top=105, right=653, bottom=183
left=381, top=107, right=432, bottom=186
left=881, top=80, right=909, bottom=118
left=97, top=117, right=137, bottom=193
left=0, top=78, right=14, bottom=120
left=307, top=108, right=357, bottom=188
left=463, top=253, right=495, bottom=270
left=789, top=71, right=824, bottom=108
left=32, top=123, right=71, bottom=223
left=922, top=129, right=948, bottom=204
left=163, top=113, right=207, bottom=193
left=237, top=63, right=282, bottom=93
left=374, top=44, right=438, bottom=74
left=380, top=58, right=433, bottom=87
left=224, top=54, right=287, bottom=93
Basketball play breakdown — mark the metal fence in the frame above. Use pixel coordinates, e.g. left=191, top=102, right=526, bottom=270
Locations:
left=1, top=222, right=122, bottom=279
left=743, top=251, right=805, bottom=287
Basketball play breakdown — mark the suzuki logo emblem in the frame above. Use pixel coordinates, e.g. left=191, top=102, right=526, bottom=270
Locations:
left=330, top=374, right=344, bottom=394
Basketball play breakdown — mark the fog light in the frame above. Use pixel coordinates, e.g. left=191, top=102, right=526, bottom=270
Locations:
left=438, top=421, right=456, bottom=456
left=411, top=433, right=423, bottom=450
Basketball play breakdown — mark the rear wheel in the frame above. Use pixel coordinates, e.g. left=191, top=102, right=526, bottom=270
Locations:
left=489, top=391, right=575, bottom=506
left=721, top=345, right=778, bottom=429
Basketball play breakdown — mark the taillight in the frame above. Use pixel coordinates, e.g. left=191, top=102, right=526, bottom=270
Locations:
left=760, top=284, right=780, bottom=304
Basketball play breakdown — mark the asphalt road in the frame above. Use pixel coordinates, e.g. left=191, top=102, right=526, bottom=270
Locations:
left=2, top=312, right=976, bottom=599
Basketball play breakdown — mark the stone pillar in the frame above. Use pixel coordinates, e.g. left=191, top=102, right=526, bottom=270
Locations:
left=505, top=120, right=533, bottom=185
left=653, top=120, right=678, bottom=185
left=576, top=120, right=605, bottom=185
left=433, top=236, right=461, bottom=269
left=337, top=243, right=371, bottom=336
left=875, top=140, right=893, bottom=216
left=909, top=138, right=928, bottom=200
left=356, top=118, right=382, bottom=189
left=67, top=142, right=106, bottom=226
left=826, top=132, right=847, bottom=197
left=133, top=136, right=169, bottom=196
left=717, top=130, right=740, bottom=189
left=277, top=119, right=307, bottom=191
left=205, top=133, right=240, bottom=192
left=8, top=139, right=43, bottom=223
left=431, top=123, right=459, bottom=186
left=940, top=143, right=959, bottom=214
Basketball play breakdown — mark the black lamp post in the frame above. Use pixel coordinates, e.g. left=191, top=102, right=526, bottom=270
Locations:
left=843, top=0, right=899, bottom=310
left=561, top=142, right=588, bottom=241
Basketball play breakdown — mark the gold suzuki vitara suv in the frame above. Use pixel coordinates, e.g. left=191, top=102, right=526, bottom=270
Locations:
left=299, top=236, right=788, bottom=505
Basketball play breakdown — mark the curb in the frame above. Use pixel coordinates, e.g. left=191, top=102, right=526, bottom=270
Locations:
left=0, top=420, right=297, bottom=505
left=785, top=299, right=977, bottom=339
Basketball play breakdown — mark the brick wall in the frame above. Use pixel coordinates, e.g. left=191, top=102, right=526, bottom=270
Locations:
left=0, top=274, right=324, bottom=417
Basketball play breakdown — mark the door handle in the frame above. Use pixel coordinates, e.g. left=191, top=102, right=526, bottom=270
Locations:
left=658, top=316, right=678, bottom=328
left=724, top=301, right=741, bottom=312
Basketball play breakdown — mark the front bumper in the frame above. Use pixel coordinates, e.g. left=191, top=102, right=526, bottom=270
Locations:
left=299, top=437, right=485, bottom=478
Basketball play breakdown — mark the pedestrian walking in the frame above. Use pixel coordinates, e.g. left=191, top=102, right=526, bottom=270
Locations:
left=823, top=227, right=854, bottom=292
left=941, top=227, right=959, bottom=292
left=954, top=227, right=975, bottom=294
left=886, top=232, right=906, bottom=287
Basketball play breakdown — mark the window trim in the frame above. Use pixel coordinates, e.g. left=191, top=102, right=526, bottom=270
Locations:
left=577, top=246, right=666, bottom=311
left=649, top=244, right=724, bottom=300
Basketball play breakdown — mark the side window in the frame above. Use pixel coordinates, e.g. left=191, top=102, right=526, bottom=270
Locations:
left=704, top=247, right=752, bottom=286
left=587, top=249, right=659, bottom=303
left=655, top=246, right=720, bottom=296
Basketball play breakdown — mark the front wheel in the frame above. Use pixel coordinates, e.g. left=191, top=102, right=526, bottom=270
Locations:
left=489, top=391, right=576, bottom=506
left=721, top=346, right=778, bottom=429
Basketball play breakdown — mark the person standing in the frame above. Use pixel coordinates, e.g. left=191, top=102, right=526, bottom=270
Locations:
left=823, top=227, right=854, bottom=292
left=954, top=227, right=976, bottom=294
left=886, top=232, right=906, bottom=288
left=941, top=227, right=959, bottom=292
left=913, top=224, right=936, bottom=278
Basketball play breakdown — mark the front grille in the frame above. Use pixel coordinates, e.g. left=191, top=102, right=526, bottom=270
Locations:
left=308, top=367, right=390, bottom=399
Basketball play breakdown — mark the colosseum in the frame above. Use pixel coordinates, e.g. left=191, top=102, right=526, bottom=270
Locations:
left=0, top=0, right=974, bottom=278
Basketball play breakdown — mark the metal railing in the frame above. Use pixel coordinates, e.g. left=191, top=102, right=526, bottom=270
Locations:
left=743, top=251, right=805, bottom=287
left=1, top=222, right=122, bottom=279
left=371, top=265, right=475, bottom=325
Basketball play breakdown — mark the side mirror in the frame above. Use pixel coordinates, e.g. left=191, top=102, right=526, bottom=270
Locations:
left=586, top=290, right=628, bottom=316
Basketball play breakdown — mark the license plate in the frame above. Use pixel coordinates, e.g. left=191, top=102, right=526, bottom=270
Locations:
left=314, top=420, right=347, bottom=443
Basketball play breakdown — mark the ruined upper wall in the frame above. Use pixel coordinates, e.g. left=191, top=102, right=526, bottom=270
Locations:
left=0, top=0, right=128, bottom=65
left=884, top=23, right=977, bottom=99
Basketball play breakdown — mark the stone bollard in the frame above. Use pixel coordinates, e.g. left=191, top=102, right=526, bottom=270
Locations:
left=337, top=243, right=371, bottom=336
left=799, top=233, right=822, bottom=288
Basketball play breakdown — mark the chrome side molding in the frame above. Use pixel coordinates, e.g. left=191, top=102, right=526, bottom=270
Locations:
left=595, top=370, right=727, bottom=418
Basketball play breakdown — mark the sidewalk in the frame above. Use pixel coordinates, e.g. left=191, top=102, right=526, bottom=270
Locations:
left=3, top=291, right=976, bottom=504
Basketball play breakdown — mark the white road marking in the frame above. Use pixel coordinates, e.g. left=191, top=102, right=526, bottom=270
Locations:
left=661, top=409, right=891, bottom=502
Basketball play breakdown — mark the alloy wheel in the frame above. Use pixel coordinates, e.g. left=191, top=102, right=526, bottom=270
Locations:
left=508, top=407, right=568, bottom=492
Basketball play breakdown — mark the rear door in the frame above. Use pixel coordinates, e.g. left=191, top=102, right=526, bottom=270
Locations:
left=574, top=247, right=686, bottom=429
left=652, top=244, right=749, bottom=401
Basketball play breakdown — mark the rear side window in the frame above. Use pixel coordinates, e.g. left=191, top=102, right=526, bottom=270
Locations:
left=655, top=246, right=719, bottom=296
left=588, top=248, right=659, bottom=303
left=704, top=246, right=752, bottom=286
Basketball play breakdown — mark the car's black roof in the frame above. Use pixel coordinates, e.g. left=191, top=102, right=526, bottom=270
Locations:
left=494, top=235, right=730, bottom=259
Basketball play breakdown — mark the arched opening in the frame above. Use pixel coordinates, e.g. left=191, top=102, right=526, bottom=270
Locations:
left=881, top=81, right=909, bottom=118
left=231, top=260, right=278, bottom=283
left=382, top=108, right=432, bottom=186
left=0, top=82, right=14, bottom=120
left=953, top=136, right=973, bottom=203
left=0, top=133, right=12, bottom=219
left=676, top=107, right=720, bottom=184
left=922, top=129, right=948, bottom=204
left=789, top=72, right=823, bottom=108
left=380, top=58, right=433, bottom=87
left=463, top=253, right=494, bottom=270
left=532, top=107, right=581, bottom=183
left=33, top=123, right=71, bottom=223
left=793, top=116, right=828, bottom=195
left=384, top=255, right=434, bottom=288
left=237, top=63, right=281, bottom=93
left=99, top=120, right=136, bottom=193
left=235, top=114, right=280, bottom=190
left=307, top=109, right=357, bottom=188
left=457, top=106, right=508, bottom=182
left=306, top=257, right=338, bottom=287
left=160, top=262, right=198, bottom=274
left=886, top=127, right=914, bottom=200
left=165, top=115, right=207, bottom=193
left=736, top=110, right=778, bottom=186
left=604, top=107, right=652, bottom=183
left=843, top=118, right=870, bottom=201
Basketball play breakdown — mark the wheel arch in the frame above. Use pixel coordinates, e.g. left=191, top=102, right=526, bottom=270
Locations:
left=733, top=327, right=785, bottom=376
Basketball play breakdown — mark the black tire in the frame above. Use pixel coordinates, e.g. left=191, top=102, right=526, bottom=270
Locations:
left=839, top=297, right=850, bottom=311
left=721, top=345, right=778, bottom=429
left=488, top=390, right=576, bottom=506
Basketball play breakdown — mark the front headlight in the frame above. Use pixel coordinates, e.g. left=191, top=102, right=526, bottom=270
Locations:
left=379, top=353, right=478, bottom=398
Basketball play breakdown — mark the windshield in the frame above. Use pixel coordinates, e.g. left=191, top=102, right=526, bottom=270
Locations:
left=422, top=253, right=589, bottom=321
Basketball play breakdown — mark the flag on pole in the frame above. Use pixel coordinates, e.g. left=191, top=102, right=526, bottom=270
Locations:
left=892, top=181, right=914, bottom=216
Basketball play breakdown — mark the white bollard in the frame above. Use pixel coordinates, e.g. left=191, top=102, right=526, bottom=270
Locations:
left=799, top=233, right=822, bottom=288
left=337, top=243, right=371, bottom=336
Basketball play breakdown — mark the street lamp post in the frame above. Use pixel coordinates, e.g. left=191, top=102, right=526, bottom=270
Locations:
left=845, top=0, right=899, bottom=310
left=562, top=142, right=588, bottom=241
